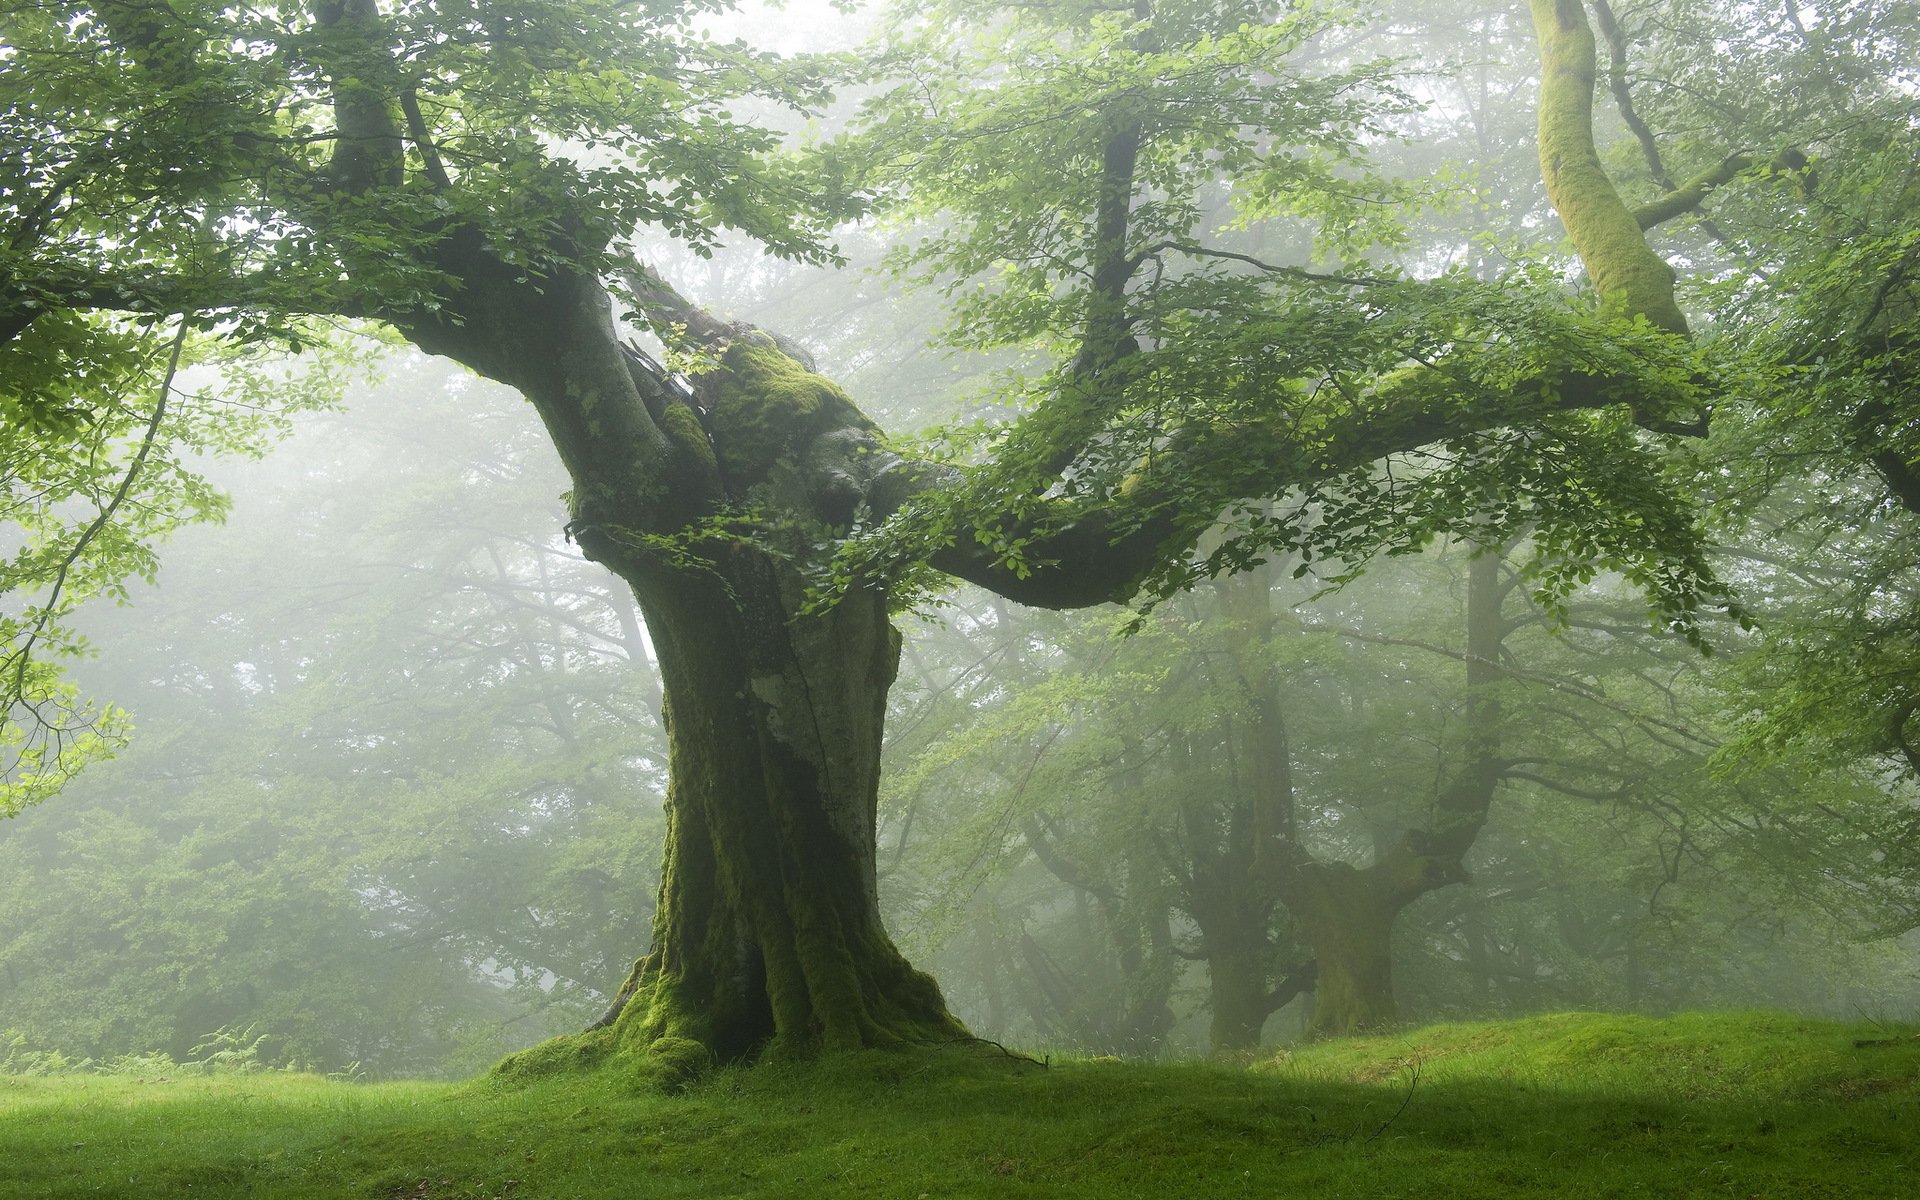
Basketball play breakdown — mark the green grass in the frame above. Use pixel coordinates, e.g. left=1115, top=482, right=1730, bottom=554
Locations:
left=3, top=1011, right=1915, bottom=1198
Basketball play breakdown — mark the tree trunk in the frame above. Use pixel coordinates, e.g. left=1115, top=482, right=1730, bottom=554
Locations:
left=1289, top=862, right=1402, bottom=1037
left=1193, top=561, right=1293, bottom=1053
left=401, top=261, right=964, bottom=1076
left=1204, top=930, right=1274, bottom=1051
left=541, top=550, right=971, bottom=1079
left=592, top=553, right=962, bottom=1063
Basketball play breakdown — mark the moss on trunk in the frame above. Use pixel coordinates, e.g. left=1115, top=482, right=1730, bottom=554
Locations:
left=493, top=336, right=964, bottom=1084
left=608, top=557, right=961, bottom=1063
left=500, top=552, right=963, bottom=1084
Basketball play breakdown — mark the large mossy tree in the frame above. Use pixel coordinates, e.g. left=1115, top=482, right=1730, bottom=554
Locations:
left=0, top=0, right=1843, bottom=1062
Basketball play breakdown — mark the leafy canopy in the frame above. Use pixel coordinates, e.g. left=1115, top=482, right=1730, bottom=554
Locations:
left=830, top=0, right=1728, bottom=638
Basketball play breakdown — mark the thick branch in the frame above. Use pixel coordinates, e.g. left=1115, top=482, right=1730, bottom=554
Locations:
left=313, top=0, right=405, bottom=191
left=1265, top=959, right=1319, bottom=1013
left=877, top=354, right=1679, bottom=611
left=1528, top=0, right=1688, bottom=333
left=618, top=263, right=738, bottom=347
left=1436, top=549, right=1505, bottom=851
left=1077, top=120, right=1144, bottom=371
left=1, top=263, right=364, bottom=345
left=927, top=502, right=1186, bottom=609
left=1632, top=155, right=1753, bottom=230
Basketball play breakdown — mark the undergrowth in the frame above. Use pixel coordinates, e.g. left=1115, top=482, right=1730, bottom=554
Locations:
left=2, top=1024, right=360, bottom=1081
left=2, top=1011, right=1914, bottom=1198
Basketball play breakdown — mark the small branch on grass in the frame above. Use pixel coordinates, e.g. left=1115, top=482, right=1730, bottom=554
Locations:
left=1363, top=1059, right=1421, bottom=1143
left=924, top=1035, right=1050, bottom=1069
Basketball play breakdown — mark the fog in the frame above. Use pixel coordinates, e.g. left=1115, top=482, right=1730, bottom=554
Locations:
left=5, top=0, right=1920, bottom=1077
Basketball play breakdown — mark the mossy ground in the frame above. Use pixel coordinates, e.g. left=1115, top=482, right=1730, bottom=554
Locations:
left=3, top=1011, right=1915, bottom=1198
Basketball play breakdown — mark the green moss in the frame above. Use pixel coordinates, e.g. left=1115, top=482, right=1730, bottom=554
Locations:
left=657, top=402, right=716, bottom=471
left=487, top=1027, right=614, bottom=1086
left=708, top=341, right=873, bottom=486
left=8, top=1012, right=1920, bottom=1198
left=634, top=1036, right=713, bottom=1094
left=1528, top=0, right=1689, bottom=334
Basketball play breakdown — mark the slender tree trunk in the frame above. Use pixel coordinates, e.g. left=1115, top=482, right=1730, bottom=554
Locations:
left=1280, top=551, right=1507, bottom=1038
left=1194, top=561, right=1293, bottom=1053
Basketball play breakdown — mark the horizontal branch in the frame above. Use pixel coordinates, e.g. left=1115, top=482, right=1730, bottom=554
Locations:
left=863, top=350, right=1689, bottom=612
left=1, top=262, right=366, bottom=344
left=1632, top=154, right=1751, bottom=230
left=1129, top=240, right=1389, bottom=288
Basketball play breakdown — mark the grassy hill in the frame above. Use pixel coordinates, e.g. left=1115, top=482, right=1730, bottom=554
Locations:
left=3, top=1011, right=1915, bottom=1198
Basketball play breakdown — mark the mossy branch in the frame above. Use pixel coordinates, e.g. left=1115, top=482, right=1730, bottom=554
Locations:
left=1633, top=150, right=1811, bottom=230
left=313, top=0, right=405, bottom=191
left=1527, top=0, right=1687, bottom=333
left=870, top=353, right=1673, bottom=612
left=1633, top=155, right=1753, bottom=229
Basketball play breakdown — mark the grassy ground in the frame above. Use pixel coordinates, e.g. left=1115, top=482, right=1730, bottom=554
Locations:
left=2, top=1011, right=1915, bottom=1198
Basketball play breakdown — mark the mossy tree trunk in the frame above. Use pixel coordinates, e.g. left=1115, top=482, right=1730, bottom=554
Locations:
left=1286, top=862, right=1404, bottom=1037
left=1195, top=911, right=1279, bottom=1051
left=388, top=248, right=969, bottom=1065
left=596, top=558, right=961, bottom=1059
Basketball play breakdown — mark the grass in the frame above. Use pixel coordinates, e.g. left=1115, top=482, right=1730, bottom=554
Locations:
left=2, top=1011, right=1915, bottom=1198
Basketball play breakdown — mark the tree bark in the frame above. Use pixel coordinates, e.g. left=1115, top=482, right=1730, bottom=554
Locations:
left=1201, top=918, right=1276, bottom=1051
left=1289, top=862, right=1402, bottom=1037
left=592, top=555, right=962, bottom=1062
left=1527, top=0, right=1688, bottom=334
left=388, top=247, right=965, bottom=1072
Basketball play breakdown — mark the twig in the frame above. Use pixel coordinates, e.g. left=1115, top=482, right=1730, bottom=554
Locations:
left=1364, top=1058, right=1420, bottom=1142
left=925, top=1035, right=1050, bottom=1069
left=6, top=315, right=189, bottom=701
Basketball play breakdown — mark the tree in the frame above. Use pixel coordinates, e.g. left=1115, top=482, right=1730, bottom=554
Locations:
left=884, top=542, right=1504, bottom=1043
left=3, top=0, right=1822, bottom=1066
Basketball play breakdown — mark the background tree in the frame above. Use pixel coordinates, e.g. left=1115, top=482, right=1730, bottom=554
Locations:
left=0, top=358, right=667, bottom=1075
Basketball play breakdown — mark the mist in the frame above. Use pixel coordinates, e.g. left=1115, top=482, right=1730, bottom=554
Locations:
left=5, top=0, right=1919, bottom=1092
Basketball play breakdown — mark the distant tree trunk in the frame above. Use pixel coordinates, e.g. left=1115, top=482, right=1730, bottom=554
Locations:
left=1190, top=563, right=1296, bottom=1053
left=1201, top=920, right=1275, bottom=1051
left=1288, top=862, right=1413, bottom=1036
left=1021, top=817, right=1178, bottom=1056
left=1282, top=550, right=1506, bottom=1037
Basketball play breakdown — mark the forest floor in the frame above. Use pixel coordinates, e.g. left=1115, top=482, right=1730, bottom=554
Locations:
left=2, top=1010, right=1915, bottom=1198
